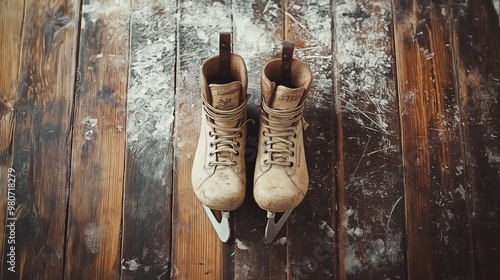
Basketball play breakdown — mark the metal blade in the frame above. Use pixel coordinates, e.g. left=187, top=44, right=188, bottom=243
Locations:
left=202, top=205, right=231, bottom=243
left=264, top=209, right=293, bottom=243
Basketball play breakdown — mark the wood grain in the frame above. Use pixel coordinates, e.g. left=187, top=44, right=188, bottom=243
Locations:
left=1, top=0, right=79, bottom=279
left=335, top=0, right=406, bottom=279
left=452, top=0, right=500, bottom=278
left=64, top=1, right=130, bottom=278
left=171, top=1, right=232, bottom=279
left=0, top=0, right=25, bottom=271
left=121, top=0, right=176, bottom=279
left=285, top=0, right=337, bottom=279
left=392, top=0, right=473, bottom=278
left=231, top=1, right=287, bottom=279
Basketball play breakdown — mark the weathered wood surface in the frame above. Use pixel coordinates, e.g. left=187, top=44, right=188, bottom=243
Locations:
left=393, top=0, right=473, bottom=278
left=335, top=0, right=406, bottom=279
left=2, top=0, right=79, bottom=279
left=285, top=0, right=337, bottom=279
left=171, top=1, right=232, bottom=279
left=452, top=0, right=500, bottom=278
left=231, top=1, right=287, bottom=279
left=0, top=0, right=25, bottom=271
left=64, top=0, right=129, bottom=278
left=0, top=0, right=499, bottom=279
left=121, top=0, right=176, bottom=279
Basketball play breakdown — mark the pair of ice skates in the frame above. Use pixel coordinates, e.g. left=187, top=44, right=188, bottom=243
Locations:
left=191, top=33, right=312, bottom=243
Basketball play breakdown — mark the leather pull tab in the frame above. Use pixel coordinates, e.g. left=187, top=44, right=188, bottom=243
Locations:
left=219, top=32, right=231, bottom=83
left=281, top=41, right=295, bottom=87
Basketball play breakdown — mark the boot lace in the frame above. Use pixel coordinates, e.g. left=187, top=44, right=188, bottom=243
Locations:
left=203, top=96, right=253, bottom=167
left=261, top=99, right=305, bottom=167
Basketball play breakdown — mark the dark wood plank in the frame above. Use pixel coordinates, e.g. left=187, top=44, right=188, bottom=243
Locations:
left=285, top=0, right=337, bottom=279
left=392, top=0, right=473, bottom=278
left=1, top=0, right=79, bottom=278
left=121, top=0, right=176, bottom=279
left=0, top=0, right=25, bottom=272
left=65, top=1, right=130, bottom=279
left=334, top=1, right=406, bottom=279
left=171, top=1, right=232, bottom=278
left=231, top=1, right=288, bottom=279
left=451, top=0, right=500, bottom=278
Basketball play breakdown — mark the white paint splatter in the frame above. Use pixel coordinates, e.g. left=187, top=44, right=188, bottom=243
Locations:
left=319, top=220, right=335, bottom=238
left=127, top=3, right=177, bottom=186
left=84, top=223, right=100, bottom=254
left=81, top=118, right=98, bottom=140
left=235, top=239, right=250, bottom=250
left=336, top=1, right=395, bottom=135
left=236, top=264, right=251, bottom=277
left=123, top=259, right=140, bottom=272
left=486, top=147, right=500, bottom=164
left=82, top=1, right=130, bottom=23
left=494, top=0, right=500, bottom=24
left=170, top=264, right=179, bottom=277
left=455, top=184, right=466, bottom=200
left=275, top=236, right=287, bottom=245
left=345, top=247, right=362, bottom=275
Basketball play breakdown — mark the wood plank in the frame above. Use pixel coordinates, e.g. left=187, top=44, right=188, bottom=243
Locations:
left=1, top=0, right=80, bottom=278
left=232, top=0, right=285, bottom=274
left=0, top=0, right=25, bottom=272
left=284, top=0, right=337, bottom=279
left=334, top=1, right=406, bottom=279
left=121, top=0, right=176, bottom=279
left=392, top=0, right=473, bottom=278
left=451, top=0, right=500, bottom=278
left=171, top=1, right=232, bottom=279
left=231, top=1, right=287, bottom=279
left=64, top=1, right=130, bottom=279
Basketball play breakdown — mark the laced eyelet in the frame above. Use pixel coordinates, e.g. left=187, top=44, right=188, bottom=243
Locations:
left=263, top=131, right=267, bottom=136
left=263, top=159, right=268, bottom=165
left=209, top=131, right=213, bottom=137
left=234, top=151, right=239, bottom=156
left=264, top=149, right=268, bottom=154
left=263, top=140, right=268, bottom=146
left=237, top=132, right=243, bottom=137
left=290, top=151, right=295, bottom=157
left=293, top=133, right=297, bottom=138
left=209, top=152, right=214, bottom=157
left=209, top=142, right=214, bottom=148
left=235, top=142, right=241, bottom=148
left=290, top=143, right=295, bottom=148
left=288, top=162, right=294, bottom=167
left=208, top=162, right=214, bottom=167
left=232, top=161, right=237, bottom=166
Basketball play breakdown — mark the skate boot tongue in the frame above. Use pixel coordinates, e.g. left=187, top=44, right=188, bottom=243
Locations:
left=271, top=85, right=304, bottom=111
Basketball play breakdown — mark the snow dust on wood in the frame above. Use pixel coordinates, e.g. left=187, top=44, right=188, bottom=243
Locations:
left=334, top=0, right=405, bottom=278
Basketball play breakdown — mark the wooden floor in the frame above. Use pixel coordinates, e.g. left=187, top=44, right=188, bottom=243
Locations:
left=1, top=0, right=500, bottom=279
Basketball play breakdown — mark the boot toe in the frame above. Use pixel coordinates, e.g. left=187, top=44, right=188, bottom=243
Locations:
left=253, top=175, right=306, bottom=212
left=194, top=169, right=245, bottom=211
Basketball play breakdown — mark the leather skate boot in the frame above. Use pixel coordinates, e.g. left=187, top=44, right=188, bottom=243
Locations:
left=254, top=41, right=312, bottom=243
left=191, top=33, right=250, bottom=242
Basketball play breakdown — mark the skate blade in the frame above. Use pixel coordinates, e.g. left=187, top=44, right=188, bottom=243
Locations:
left=202, top=205, right=230, bottom=243
left=265, top=209, right=293, bottom=243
